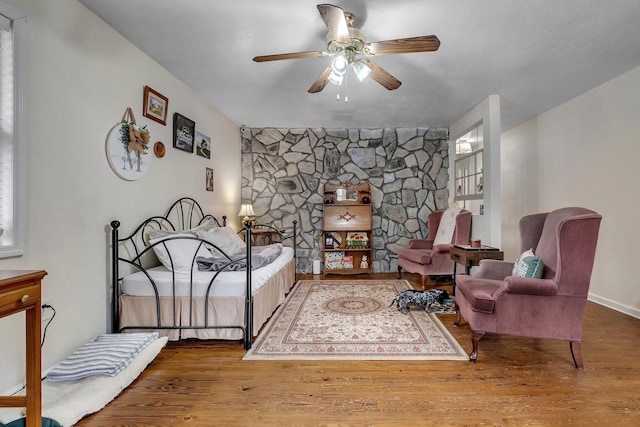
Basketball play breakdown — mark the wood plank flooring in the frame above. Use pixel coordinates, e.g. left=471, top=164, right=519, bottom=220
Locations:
left=77, top=273, right=640, bottom=426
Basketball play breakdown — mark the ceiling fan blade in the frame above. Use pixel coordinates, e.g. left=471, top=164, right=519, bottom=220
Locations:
left=362, top=60, right=402, bottom=90
left=317, top=4, right=350, bottom=43
left=253, top=50, right=326, bottom=62
left=308, top=66, right=333, bottom=93
left=368, top=35, right=441, bottom=56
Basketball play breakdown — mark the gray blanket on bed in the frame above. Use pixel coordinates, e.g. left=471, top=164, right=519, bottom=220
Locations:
left=196, top=243, right=283, bottom=271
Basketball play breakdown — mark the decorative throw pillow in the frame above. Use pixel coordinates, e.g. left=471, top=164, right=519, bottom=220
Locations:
left=149, top=233, right=210, bottom=272
left=196, top=226, right=246, bottom=258
left=512, top=249, right=544, bottom=278
left=512, top=249, right=534, bottom=275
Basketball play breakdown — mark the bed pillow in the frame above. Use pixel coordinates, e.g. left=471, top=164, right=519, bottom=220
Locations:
left=145, top=217, right=220, bottom=242
left=195, top=217, right=221, bottom=230
left=511, top=248, right=544, bottom=278
left=196, top=227, right=246, bottom=258
left=149, top=233, right=211, bottom=272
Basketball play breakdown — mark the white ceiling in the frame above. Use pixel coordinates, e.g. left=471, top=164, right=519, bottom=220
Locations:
left=79, top=0, right=640, bottom=132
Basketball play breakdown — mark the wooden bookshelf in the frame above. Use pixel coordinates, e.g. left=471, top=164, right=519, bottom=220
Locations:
left=322, top=182, right=372, bottom=276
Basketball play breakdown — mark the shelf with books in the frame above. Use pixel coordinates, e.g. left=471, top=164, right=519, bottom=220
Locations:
left=322, top=182, right=372, bottom=276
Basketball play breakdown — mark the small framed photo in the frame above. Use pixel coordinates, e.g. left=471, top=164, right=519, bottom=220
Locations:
left=206, top=167, right=214, bottom=191
left=325, top=234, right=334, bottom=249
left=142, top=86, right=168, bottom=125
left=195, top=131, right=211, bottom=159
left=173, top=113, right=195, bottom=153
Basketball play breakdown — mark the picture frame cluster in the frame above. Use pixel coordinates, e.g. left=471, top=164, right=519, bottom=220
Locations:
left=142, top=85, right=213, bottom=190
left=172, top=112, right=211, bottom=160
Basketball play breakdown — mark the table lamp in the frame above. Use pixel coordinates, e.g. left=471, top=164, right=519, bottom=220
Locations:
left=237, top=203, right=256, bottom=225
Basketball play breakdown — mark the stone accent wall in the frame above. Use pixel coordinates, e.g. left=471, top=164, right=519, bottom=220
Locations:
left=240, top=127, right=450, bottom=273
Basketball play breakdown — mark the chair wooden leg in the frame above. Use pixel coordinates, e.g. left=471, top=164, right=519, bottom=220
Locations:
left=570, top=341, right=584, bottom=369
left=397, top=266, right=402, bottom=280
left=470, top=330, right=485, bottom=363
left=454, top=302, right=462, bottom=326
left=420, top=275, right=427, bottom=290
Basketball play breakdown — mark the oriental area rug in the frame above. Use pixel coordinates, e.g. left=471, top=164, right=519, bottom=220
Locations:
left=243, top=280, right=468, bottom=361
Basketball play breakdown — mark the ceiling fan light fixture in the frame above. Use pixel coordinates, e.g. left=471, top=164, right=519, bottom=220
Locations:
left=328, top=70, right=344, bottom=85
left=254, top=5, right=439, bottom=94
left=352, top=61, right=371, bottom=82
left=331, top=55, right=348, bottom=76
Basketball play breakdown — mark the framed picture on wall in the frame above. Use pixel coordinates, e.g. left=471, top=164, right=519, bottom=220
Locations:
left=195, top=131, right=211, bottom=159
left=142, top=86, right=168, bottom=125
left=206, top=167, right=214, bottom=191
left=173, top=113, right=195, bottom=153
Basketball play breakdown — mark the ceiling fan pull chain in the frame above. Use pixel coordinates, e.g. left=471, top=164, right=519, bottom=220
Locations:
left=344, top=72, right=349, bottom=103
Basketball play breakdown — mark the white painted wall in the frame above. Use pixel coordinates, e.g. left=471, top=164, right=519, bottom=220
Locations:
left=449, top=95, right=502, bottom=248
left=502, top=65, right=640, bottom=318
left=0, top=0, right=241, bottom=393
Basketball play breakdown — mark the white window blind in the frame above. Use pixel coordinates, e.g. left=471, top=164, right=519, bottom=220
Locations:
left=0, top=15, right=14, bottom=246
left=0, top=3, right=26, bottom=258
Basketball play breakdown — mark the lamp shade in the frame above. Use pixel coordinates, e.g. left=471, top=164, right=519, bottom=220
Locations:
left=352, top=61, right=371, bottom=82
left=328, top=71, right=344, bottom=85
left=331, top=55, right=348, bottom=76
left=237, top=203, right=256, bottom=218
left=457, top=140, right=473, bottom=154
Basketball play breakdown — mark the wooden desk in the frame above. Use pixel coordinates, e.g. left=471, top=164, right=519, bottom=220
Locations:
left=0, top=270, right=47, bottom=427
left=450, top=245, right=503, bottom=293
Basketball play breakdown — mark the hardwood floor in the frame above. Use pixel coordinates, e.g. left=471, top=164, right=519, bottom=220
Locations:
left=78, top=273, right=640, bottom=426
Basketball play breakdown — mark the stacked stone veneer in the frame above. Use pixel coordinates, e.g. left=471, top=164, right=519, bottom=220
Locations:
left=240, top=127, right=450, bottom=273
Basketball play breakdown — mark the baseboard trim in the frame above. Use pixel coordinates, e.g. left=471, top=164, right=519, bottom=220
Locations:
left=589, top=292, right=640, bottom=320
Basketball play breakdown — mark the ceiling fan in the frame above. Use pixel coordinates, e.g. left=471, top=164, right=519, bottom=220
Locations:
left=253, top=4, right=441, bottom=94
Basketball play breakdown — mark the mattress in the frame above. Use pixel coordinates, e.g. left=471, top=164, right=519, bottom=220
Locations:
left=121, top=247, right=294, bottom=297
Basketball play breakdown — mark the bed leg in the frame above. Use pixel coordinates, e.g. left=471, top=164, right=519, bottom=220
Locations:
left=244, top=295, right=253, bottom=350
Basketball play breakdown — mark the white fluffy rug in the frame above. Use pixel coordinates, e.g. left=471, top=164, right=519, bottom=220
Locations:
left=0, top=336, right=167, bottom=426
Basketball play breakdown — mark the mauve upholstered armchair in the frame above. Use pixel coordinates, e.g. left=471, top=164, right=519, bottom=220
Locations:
left=454, top=207, right=602, bottom=368
left=397, top=208, right=472, bottom=290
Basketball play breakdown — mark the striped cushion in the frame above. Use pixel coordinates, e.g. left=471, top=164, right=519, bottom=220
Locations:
left=47, top=332, right=159, bottom=382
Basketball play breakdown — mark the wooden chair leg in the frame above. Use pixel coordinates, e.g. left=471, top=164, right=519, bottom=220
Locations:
left=570, top=341, right=584, bottom=369
left=469, top=330, right=485, bottom=363
left=454, top=302, right=462, bottom=326
left=397, top=266, right=402, bottom=280
left=420, top=275, right=427, bottom=290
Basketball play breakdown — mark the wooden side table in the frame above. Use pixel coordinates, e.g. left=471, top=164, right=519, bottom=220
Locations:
left=0, top=270, right=47, bottom=427
left=240, top=228, right=286, bottom=246
left=450, top=245, right=503, bottom=293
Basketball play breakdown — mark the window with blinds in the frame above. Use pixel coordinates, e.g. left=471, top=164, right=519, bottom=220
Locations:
left=0, top=3, right=26, bottom=258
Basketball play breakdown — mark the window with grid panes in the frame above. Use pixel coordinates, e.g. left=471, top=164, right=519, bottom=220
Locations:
left=454, top=124, right=484, bottom=215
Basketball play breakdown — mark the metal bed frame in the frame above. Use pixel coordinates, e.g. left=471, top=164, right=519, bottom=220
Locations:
left=110, top=197, right=296, bottom=349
